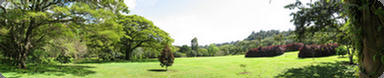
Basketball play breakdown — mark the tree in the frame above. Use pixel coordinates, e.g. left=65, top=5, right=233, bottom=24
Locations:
left=118, top=15, right=173, bottom=60
left=179, top=45, right=191, bottom=53
left=287, top=0, right=384, bottom=77
left=191, top=37, right=199, bottom=57
left=207, top=44, right=220, bottom=56
left=0, top=0, right=128, bottom=68
left=245, top=30, right=280, bottom=41
left=198, top=48, right=209, bottom=56
left=344, top=0, right=384, bottom=77
left=336, top=22, right=355, bottom=64
left=273, top=34, right=283, bottom=45
left=285, top=0, right=344, bottom=42
left=158, top=44, right=174, bottom=71
left=219, top=44, right=235, bottom=55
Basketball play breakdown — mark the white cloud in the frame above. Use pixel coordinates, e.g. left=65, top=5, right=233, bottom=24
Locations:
left=124, top=0, right=136, bottom=10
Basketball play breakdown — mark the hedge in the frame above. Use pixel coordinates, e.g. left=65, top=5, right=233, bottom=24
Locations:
left=245, top=45, right=286, bottom=57
left=282, top=43, right=304, bottom=52
left=298, top=43, right=339, bottom=58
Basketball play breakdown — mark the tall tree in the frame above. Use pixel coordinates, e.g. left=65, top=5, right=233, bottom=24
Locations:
left=287, top=0, right=384, bottom=77
left=344, top=0, right=384, bottom=77
left=118, top=15, right=173, bottom=60
left=285, top=0, right=344, bottom=42
left=0, top=0, right=128, bottom=68
left=191, top=37, right=199, bottom=57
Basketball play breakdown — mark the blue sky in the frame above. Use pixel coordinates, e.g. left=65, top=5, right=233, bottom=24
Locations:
left=124, top=0, right=305, bottom=46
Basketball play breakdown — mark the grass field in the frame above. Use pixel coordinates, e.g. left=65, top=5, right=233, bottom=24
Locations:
left=1, top=51, right=356, bottom=78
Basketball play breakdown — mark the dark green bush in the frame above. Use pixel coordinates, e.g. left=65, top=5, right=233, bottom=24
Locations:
left=56, top=54, right=73, bottom=63
left=336, top=46, right=348, bottom=56
left=28, top=49, right=59, bottom=64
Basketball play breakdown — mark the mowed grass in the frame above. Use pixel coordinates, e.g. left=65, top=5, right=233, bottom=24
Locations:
left=2, top=51, right=356, bottom=78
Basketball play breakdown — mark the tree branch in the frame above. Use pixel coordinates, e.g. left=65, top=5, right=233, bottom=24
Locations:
left=132, top=41, right=144, bottom=50
left=34, top=34, right=46, bottom=43
left=35, top=18, right=74, bottom=26
left=41, top=0, right=60, bottom=11
left=0, top=5, right=6, bottom=13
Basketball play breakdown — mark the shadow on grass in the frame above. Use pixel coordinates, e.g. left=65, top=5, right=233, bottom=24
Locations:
left=0, top=64, right=96, bottom=78
left=74, top=59, right=158, bottom=64
left=275, top=61, right=356, bottom=78
left=147, top=69, right=167, bottom=72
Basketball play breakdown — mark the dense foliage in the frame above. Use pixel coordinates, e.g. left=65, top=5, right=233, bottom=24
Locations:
left=118, top=15, right=173, bottom=60
left=0, top=0, right=173, bottom=69
left=287, top=0, right=384, bottom=77
left=343, top=0, right=384, bottom=77
left=0, top=0, right=129, bottom=68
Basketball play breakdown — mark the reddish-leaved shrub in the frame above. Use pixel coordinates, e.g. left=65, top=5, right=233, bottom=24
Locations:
left=298, top=43, right=339, bottom=58
left=282, top=43, right=304, bottom=52
left=245, top=45, right=286, bottom=57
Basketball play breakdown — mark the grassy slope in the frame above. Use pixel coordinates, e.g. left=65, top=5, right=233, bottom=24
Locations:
left=2, top=51, right=355, bottom=78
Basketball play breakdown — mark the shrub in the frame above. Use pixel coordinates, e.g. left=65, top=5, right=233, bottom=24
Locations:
left=298, top=43, right=339, bottom=58
left=282, top=43, right=304, bottom=51
left=159, top=45, right=174, bottom=70
left=198, top=48, right=209, bottom=56
left=173, top=52, right=186, bottom=57
left=55, top=54, right=73, bottom=63
left=28, top=49, right=59, bottom=64
left=187, top=50, right=198, bottom=57
left=335, top=46, right=348, bottom=56
left=245, top=45, right=286, bottom=57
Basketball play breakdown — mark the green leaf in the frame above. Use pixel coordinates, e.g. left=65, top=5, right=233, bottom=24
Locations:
left=381, top=56, right=384, bottom=64
left=375, top=8, right=384, bottom=16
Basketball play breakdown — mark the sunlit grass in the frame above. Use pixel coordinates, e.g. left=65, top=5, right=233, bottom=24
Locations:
left=2, top=51, right=354, bottom=78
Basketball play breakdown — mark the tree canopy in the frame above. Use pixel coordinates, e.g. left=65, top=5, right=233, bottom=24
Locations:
left=118, top=15, right=173, bottom=60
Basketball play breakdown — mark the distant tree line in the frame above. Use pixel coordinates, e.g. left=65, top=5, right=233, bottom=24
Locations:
left=173, top=29, right=338, bottom=57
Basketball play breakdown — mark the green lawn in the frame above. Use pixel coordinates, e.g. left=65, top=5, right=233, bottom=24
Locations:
left=1, top=51, right=356, bottom=78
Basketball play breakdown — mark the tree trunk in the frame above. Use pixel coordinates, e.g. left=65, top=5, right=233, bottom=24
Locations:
left=17, top=45, right=30, bottom=69
left=348, top=0, right=384, bottom=77
left=125, top=48, right=132, bottom=60
left=19, top=55, right=26, bottom=69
